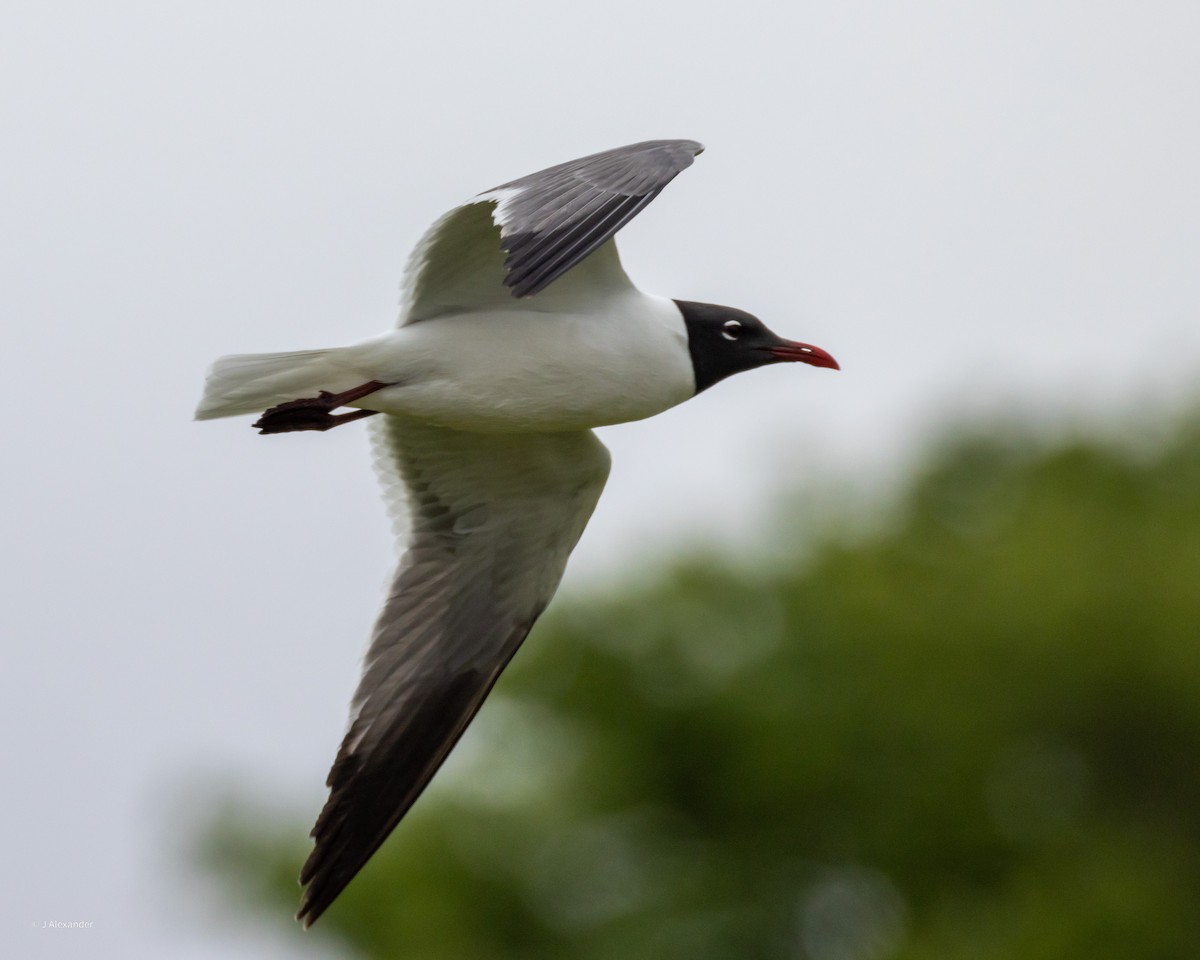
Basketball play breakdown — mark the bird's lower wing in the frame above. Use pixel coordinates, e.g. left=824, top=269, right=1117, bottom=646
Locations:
left=297, top=416, right=611, bottom=926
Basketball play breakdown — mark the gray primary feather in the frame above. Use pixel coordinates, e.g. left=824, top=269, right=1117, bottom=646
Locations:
left=493, top=139, right=704, bottom=297
left=297, top=416, right=611, bottom=926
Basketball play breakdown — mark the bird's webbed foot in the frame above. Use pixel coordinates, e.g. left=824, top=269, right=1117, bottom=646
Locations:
left=253, top=381, right=392, bottom=435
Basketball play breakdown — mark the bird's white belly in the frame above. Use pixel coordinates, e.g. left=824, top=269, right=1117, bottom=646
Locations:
left=344, top=296, right=695, bottom=432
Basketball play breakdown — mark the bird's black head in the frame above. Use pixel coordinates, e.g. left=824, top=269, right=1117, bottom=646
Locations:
left=674, top=300, right=839, bottom=394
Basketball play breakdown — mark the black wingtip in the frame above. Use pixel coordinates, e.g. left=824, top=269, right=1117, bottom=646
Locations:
left=294, top=884, right=324, bottom=928
left=292, top=671, right=493, bottom=927
left=295, top=856, right=350, bottom=928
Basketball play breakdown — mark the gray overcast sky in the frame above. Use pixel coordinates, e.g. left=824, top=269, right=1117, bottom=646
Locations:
left=4, top=1, right=1198, bottom=957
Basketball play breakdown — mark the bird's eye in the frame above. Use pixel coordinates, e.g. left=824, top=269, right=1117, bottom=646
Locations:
left=721, top=320, right=743, bottom=341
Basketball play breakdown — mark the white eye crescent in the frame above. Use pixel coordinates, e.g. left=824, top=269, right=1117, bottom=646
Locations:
left=721, top=320, right=742, bottom=341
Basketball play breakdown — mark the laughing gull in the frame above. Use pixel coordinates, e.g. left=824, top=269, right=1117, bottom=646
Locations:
left=196, top=139, right=838, bottom=925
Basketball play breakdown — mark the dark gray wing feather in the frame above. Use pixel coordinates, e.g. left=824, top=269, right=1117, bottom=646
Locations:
left=296, top=417, right=610, bottom=926
left=488, top=139, right=703, bottom=297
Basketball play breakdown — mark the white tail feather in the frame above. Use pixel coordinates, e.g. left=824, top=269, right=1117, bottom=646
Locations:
left=194, top=348, right=367, bottom=420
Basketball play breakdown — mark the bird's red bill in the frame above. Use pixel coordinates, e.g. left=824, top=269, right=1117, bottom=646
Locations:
left=769, top=341, right=840, bottom=370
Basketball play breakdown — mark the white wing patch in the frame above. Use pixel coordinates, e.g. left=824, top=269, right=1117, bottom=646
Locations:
left=398, top=201, right=512, bottom=324
left=475, top=186, right=523, bottom=228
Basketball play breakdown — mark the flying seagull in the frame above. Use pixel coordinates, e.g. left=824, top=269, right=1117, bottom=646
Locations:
left=196, top=139, right=838, bottom=926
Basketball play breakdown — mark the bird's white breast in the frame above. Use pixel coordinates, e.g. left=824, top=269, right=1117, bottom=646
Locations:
left=345, top=292, right=695, bottom=432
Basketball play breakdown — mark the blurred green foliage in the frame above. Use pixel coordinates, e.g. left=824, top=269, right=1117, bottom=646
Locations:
left=199, top=412, right=1200, bottom=959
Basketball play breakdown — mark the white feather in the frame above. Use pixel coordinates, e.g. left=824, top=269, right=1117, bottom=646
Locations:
left=193, top=348, right=373, bottom=420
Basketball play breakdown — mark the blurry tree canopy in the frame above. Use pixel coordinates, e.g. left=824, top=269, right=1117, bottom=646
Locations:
left=198, top=411, right=1200, bottom=959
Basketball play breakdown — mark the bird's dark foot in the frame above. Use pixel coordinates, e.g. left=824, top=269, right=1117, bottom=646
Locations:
left=253, top=394, right=371, bottom=433
left=253, top=381, right=392, bottom=435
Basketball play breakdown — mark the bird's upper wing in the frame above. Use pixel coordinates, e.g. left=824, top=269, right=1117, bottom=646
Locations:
left=399, top=138, right=704, bottom=323
left=297, top=416, right=611, bottom=926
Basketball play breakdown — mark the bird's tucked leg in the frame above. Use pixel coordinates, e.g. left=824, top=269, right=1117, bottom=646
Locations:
left=253, top=381, right=393, bottom=435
